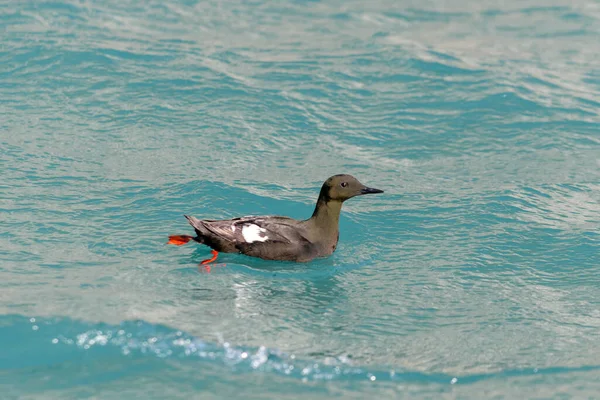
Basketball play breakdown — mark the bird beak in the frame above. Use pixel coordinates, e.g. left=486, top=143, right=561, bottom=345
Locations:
left=360, top=186, right=384, bottom=195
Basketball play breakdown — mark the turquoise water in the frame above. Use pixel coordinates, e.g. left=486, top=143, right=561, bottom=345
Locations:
left=2, top=0, right=600, bottom=398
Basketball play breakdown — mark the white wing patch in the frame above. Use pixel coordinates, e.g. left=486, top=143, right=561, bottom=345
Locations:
left=231, top=224, right=236, bottom=232
left=241, top=224, right=269, bottom=243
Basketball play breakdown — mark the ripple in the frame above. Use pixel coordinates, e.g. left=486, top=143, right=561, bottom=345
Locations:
left=2, top=0, right=600, bottom=397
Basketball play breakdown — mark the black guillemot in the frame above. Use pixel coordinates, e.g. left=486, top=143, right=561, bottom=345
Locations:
left=168, top=174, right=383, bottom=263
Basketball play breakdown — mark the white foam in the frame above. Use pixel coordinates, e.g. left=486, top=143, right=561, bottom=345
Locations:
left=241, top=224, right=269, bottom=243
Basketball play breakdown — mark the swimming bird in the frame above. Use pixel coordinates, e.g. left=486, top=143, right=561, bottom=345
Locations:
left=167, top=174, right=383, bottom=263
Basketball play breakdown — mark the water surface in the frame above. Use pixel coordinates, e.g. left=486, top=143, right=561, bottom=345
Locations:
left=1, top=0, right=599, bottom=398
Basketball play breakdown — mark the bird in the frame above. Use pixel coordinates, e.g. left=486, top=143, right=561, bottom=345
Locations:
left=167, top=174, right=383, bottom=263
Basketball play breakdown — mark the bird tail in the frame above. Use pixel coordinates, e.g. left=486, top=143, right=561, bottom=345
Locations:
left=167, top=235, right=194, bottom=246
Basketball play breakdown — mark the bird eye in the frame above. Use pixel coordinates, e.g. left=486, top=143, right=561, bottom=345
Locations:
left=341, top=182, right=348, bottom=188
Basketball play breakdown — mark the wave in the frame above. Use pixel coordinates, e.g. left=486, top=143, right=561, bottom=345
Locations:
left=3, top=314, right=599, bottom=387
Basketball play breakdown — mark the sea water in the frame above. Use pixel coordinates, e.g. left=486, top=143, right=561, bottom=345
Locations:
left=1, top=0, right=599, bottom=398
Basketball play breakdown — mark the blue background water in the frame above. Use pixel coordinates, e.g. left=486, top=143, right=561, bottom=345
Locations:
left=2, top=0, right=599, bottom=398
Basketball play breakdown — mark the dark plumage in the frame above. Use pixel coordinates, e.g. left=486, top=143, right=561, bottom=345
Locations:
left=168, top=174, right=383, bottom=263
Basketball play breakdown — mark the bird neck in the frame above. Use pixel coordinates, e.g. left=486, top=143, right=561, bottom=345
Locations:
left=310, top=196, right=342, bottom=237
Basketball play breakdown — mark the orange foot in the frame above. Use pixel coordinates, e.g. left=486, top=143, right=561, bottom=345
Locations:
left=199, top=250, right=221, bottom=273
left=201, top=250, right=219, bottom=265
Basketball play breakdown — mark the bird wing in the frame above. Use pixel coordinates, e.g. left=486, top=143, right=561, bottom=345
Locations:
left=231, top=217, right=315, bottom=261
left=185, top=215, right=315, bottom=261
left=190, top=216, right=305, bottom=245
